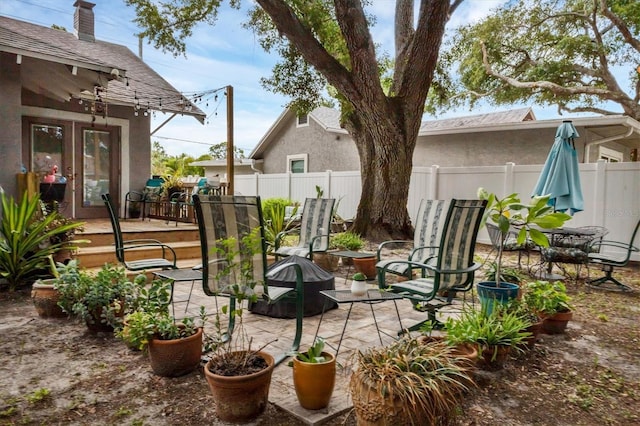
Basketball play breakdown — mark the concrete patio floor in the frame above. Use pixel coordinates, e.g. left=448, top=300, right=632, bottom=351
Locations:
left=171, top=273, right=467, bottom=425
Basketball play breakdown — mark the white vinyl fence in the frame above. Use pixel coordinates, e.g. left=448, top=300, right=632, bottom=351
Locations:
left=235, top=160, right=640, bottom=261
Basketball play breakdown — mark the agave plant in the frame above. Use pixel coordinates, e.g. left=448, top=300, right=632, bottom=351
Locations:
left=0, top=192, right=84, bottom=291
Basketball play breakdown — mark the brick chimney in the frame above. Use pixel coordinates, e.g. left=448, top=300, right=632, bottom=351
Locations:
left=73, top=1, right=96, bottom=42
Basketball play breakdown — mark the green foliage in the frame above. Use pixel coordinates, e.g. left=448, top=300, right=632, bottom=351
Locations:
left=478, top=188, right=571, bottom=287
left=262, top=198, right=298, bottom=251
left=331, top=232, right=364, bottom=251
left=117, top=307, right=206, bottom=351
left=0, top=192, right=85, bottom=291
left=26, top=388, right=50, bottom=404
left=523, top=280, right=573, bottom=316
left=352, top=272, right=367, bottom=281
left=351, top=337, right=473, bottom=424
left=444, top=305, right=532, bottom=354
left=208, top=141, right=245, bottom=160
left=54, top=262, right=138, bottom=327
left=484, top=261, right=523, bottom=285
left=431, top=0, right=640, bottom=119
left=294, top=338, right=328, bottom=364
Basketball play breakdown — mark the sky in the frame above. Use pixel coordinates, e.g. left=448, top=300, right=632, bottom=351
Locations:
left=0, top=0, right=622, bottom=158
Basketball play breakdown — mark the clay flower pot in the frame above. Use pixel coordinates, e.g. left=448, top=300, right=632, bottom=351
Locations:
left=148, top=327, right=203, bottom=377
left=31, top=279, right=66, bottom=318
left=542, top=310, right=573, bottom=334
left=204, top=351, right=275, bottom=423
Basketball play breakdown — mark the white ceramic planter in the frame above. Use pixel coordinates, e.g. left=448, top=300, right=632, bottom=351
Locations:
left=350, top=280, right=367, bottom=296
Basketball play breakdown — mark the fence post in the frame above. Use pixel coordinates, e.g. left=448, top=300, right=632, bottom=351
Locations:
left=593, top=159, right=606, bottom=226
left=429, top=165, right=439, bottom=199
left=325, top=170, right=333, bottom=198
left=503, top=162, right=516, bottom=196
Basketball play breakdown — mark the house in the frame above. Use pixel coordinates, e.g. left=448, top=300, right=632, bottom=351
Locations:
left=248, top=106, right=640, bottom=174
left=0, top=1, right=205, bottom=219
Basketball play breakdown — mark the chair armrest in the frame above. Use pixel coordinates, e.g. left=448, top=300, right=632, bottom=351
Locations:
left=120, top=239, right=177, bottom=263
left=589, top=240, right=639, bottom=253
left=125, top=190, right=144, bottom=202
left=275, top=227, right=300, bottom=251
left=265, top=262, right=304, bottom=302
left=308, top=233, right=331, bottom=259
left=380, top=259, right=481, bottom=277
left=376, top=240, right=412, bottom=261
left=408, top=245, right=439, bottom=261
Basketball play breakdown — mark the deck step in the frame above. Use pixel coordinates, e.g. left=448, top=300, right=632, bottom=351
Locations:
left=74, top=241, right=201, bottom=269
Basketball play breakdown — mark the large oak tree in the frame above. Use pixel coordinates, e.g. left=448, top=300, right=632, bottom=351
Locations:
left=125, top=0, right=462, bottom=240
left=429, top=0, right=640, bottom=120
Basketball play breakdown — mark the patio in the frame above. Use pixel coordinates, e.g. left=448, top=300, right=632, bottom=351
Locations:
left=170, top=269, right=466, bottom=425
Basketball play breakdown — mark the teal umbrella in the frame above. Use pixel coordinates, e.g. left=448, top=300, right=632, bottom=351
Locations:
left=532, top=121, right=584, bottom=214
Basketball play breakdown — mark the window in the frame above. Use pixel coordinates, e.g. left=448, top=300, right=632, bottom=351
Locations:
left=31, top=124, right=64, bottom=174
left=296, top=114, right=309, bottom=127
left=287, top=154, right=308, bottom=173
left=599, top=146, right=623, bottom=163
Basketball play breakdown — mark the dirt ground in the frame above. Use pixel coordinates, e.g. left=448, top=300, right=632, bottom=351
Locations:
left=1, top=248, right=639, bottom=426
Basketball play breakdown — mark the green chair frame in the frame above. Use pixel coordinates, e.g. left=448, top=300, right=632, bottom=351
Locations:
left=193, top=194, right=305, bottom=365
left=377, top=199, right=487, bottom=332
left=376, top=199, right=450, bottom=279
left=102, top=193, right=177, bottom=271
left=587, top=218, right=640, bottom=291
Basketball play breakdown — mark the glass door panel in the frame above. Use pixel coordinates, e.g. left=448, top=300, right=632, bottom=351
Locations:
left=82, top=129, right=111, bottom=207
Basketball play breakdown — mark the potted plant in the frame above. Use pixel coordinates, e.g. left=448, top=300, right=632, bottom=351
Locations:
left=55, top=262, right=139, bottom=333
left=331, top=231, right=364, bottom=265
left=39, top=202, right=87, bottom=264
left=289, top=338, right=336, bottom=410
left=117, top=308, right=205, bottom=377
left=0, top=192, right=84, bottom=291
left=444, top=305, right=532, bottom=370
left=350, top=272, right=368, bottom=296
left=161, top=174, right=184, bottom=198
left=31, top=255, right=68, bottom=318
left=349, top=337, right=473, bottom=425
left=476, top=188, right=571, bottom=310
left=202, top=228, right=278, bottom=423
left=522, top=280, right=573, bottom=334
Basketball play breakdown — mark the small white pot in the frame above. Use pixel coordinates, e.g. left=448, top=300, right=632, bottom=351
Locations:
left=350, top=280, right=367, bottom=296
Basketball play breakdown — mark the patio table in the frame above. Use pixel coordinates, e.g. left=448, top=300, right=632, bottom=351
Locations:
left=313, top=289, right=404, bottom=359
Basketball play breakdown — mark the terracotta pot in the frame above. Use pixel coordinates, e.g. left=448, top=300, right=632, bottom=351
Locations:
left=353, top=256, right=377, bottom=279
left=416, top=335, right=478, bottom=366
left=204, top=351, right=275, bottom=423
left=292, top=351, right=336, bottom=410
left=480, top=345, right=511, bottom=370
left=148, top=327, right=203, bottom=377
left=313, top=253, right=339, bottom=272
left=31, top=280, right=66, bottom=318
left=522, top=320, right=544, bottom=349
left=542, top=310, right=573, bottom=334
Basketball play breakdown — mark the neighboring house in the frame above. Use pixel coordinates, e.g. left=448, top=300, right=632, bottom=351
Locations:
left=249, top=106, right=640, bottom=173
left=0, top=1, right=204, bottom=219
left=189, top=158, right=263, bottom=182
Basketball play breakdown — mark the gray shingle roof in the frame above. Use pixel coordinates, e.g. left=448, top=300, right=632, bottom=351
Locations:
left=0, top=15, right=205, bottom=121
left=420, top=107, right=535, bottom=132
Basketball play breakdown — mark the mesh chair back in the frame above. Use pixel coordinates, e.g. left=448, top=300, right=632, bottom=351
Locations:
left=435, top=199, right=487, bottom=290
left=193, top=194, right=267, bottom=296
left=298, top=198, right=335, bottom=251
left=412, top=199, right=450, bottom=262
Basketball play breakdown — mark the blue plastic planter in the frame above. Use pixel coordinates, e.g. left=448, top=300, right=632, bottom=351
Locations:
left=476, top=281, right=520, bottom=315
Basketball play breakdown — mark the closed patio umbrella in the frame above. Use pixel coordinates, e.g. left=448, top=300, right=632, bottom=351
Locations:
left=532, top=120, right=584, bottom=214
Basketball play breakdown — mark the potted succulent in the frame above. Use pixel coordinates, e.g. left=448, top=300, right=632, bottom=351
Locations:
left=522, top=280, right=573, bottom=334
left=55, top=262, right=139, bottom=333
left=0, top=192, right=85, bottom=292
left=350, top=272, right=368, bottom=296
left=202, top=228, right=277, bottom=423
left=349, top=337, right=473, bottom=425
left=444, top=305, right=532, bottom=370
left=117, top=308, right=205, bottom=377
left=476, top=188, right=570, bottom=310
left=289, top=338, right=336, bottom=410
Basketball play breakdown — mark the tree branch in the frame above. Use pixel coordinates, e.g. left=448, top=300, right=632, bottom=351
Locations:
left=600, top=0, right=640, bottom=52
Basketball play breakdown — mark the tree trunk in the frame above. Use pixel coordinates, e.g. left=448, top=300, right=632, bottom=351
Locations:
left=345, top=104, right=417, bottom=242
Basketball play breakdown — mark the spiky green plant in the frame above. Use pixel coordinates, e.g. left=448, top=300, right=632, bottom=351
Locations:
left=0, top=192, right=84, bottom=291
left=350, top=338, right=473, bottom=425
